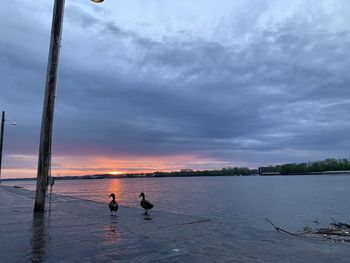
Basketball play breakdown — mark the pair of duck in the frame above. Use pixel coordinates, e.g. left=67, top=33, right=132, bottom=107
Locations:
left=109, top=192, right=153, bottom=216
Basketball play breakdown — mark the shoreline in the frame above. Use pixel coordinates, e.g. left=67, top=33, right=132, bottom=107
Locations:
left=3, top=172, right=350, bottom=182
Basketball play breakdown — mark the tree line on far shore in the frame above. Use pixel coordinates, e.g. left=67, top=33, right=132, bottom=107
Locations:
left=153, top=158, right=350, bottom=177
left=29, top=157, right=350, bottom=181
left=152, top=167, right=258, bottom=177
left=260, top=158, right=350, bottom=174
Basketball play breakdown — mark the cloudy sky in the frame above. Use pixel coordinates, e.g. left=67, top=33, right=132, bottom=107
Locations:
left=1, top=0, right=350, bottom=178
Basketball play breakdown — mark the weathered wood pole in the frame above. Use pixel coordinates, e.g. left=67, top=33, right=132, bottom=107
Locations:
left=34, top=0, right=65, bottom=212
left=0, top=111, right=5, bottom=184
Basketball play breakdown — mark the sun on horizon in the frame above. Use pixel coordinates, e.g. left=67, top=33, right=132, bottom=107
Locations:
left=108, top=171, right=125, bottom=175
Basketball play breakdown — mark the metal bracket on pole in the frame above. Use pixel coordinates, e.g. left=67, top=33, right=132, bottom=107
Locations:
left=48, top=176, right=55, bottom=212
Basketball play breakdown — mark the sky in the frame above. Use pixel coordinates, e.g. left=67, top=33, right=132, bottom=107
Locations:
left=1, top=0, right=350, bottom=178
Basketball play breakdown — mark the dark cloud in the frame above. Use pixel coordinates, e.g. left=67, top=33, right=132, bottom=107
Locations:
left=65, top=5, right=99, bottom=28
left=1, top=1, right=350, bottom=176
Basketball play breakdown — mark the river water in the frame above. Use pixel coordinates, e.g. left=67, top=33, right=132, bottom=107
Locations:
left=4, top=175, right=350, bottom=231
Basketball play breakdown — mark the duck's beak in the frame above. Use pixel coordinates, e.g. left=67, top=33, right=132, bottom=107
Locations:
left=109, top=194, right=112, bottom=197
left=139, top=194, right=142, bottom=197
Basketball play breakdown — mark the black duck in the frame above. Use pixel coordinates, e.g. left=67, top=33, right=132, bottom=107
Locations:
left=109, top=193, right=119, bottom=216
left=139, top=192, right=153, bottom=215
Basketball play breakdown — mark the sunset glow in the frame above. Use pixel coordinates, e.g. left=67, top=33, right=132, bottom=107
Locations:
left=1, top=153, right=241, bottom=179
left=108, top=171, right=124, bottom=175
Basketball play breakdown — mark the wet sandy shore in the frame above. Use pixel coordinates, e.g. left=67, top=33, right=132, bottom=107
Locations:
left=0, top=185, right=349, bottom=262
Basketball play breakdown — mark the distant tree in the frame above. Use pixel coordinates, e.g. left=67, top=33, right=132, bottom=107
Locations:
left=260, top=158, right=350, bottom=174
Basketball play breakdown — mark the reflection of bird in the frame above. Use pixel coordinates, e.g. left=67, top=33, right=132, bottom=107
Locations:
left=139, top=192, right=153, bottom=215
left=109, top=193, right=119, bottom=216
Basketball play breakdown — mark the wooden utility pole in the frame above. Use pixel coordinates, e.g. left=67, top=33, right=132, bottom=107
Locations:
left=0, top=111, right=5, bottom=184
left=34, top=0, right=65, bottom=212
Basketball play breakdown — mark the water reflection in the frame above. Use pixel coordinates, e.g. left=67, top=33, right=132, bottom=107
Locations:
left=107, top=179, right=123, bottom=203
left=104, top=223, right=121, bottom=244
left=30, top=213, right=47, bottom=262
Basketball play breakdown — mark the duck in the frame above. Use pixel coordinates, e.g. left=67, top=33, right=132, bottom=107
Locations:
left=139, top=192, right=153, bottom=215
left=109, top=193, right=119, bottom=216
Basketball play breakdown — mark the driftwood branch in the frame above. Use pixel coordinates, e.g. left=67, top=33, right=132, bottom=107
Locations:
left=316, top=229, right=349, bottom=236
left=266, top=218, right=350, bottom=243
left=265, top=218, right=302, bottom=237
left=179, top=219, right=210, bottom=225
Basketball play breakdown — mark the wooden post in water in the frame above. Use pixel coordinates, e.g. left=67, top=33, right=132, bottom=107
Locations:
left=34, top=0, right=65, bottom=213
left=0, top=111, right=5, bottom=184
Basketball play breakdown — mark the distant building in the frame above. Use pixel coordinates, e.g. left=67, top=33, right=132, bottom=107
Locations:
left=258, top=167, right=280, bottom=175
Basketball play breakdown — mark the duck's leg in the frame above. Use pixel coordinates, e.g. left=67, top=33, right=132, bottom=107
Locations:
left=144, top=210, right=148, bottom=215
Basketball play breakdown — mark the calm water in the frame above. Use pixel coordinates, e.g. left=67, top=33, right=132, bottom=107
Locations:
left=4, top=176, right=350, bottom=231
